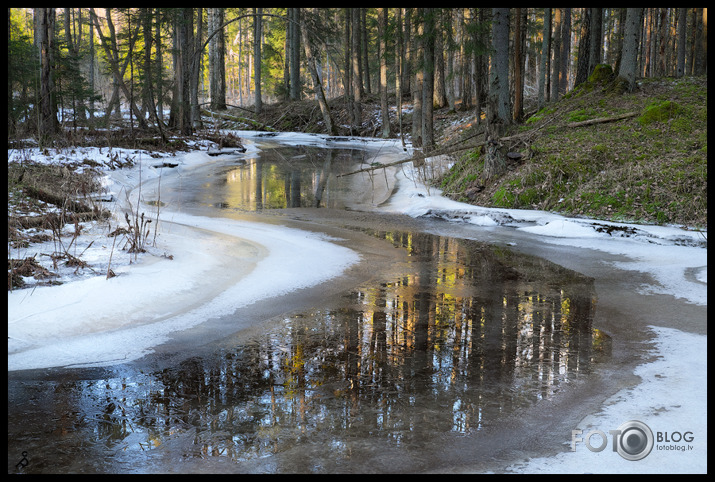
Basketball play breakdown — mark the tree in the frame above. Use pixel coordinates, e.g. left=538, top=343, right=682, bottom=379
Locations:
left=618, top=8, right=643, bottom=92
left=351, top=8, right=362, bottom=128
left=588, top=8, right=603, bottom=75
left=513, top=8, right=524, bottom=122
left=675, top=8, right=687, bottom=78
left=301, top=8, right=336, bottom=135
left=253, top=8, right=263, bottom=114
left=90, top=8, right=149, bottom=130
left=574, top=8, right=592, bottom=86
left=422, top=8, right=435, bottom=150
left=208, top=8, right=227, bottom=110
left=550, top=8, right=562, bottom=101
left=37, top=7, right=58, bottom=142
left=538, top=8, right=551, bottom=108
left=484, top=7, right=510, bottom=179
left=378, top=8, right=390, bottom=138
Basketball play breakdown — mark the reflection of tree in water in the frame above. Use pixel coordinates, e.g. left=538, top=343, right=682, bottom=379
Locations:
left=144, top=232, right=610, bottom=462
left=13, top=233, right=609, bottom=470
left=217, top=146, right=366, bottom=210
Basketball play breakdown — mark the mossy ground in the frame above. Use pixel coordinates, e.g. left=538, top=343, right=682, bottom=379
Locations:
left=439, top=75, right=707, bottom=228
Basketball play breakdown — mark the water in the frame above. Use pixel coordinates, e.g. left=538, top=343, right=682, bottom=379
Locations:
left=8, top=145, right=612, bottom=473
left=192, top=145, right=372, bottom=211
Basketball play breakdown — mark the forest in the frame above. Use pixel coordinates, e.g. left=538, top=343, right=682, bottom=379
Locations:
left=7, top=8, right=709, bottom=225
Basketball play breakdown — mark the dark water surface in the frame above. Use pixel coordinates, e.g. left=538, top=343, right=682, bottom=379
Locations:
left=8, top=146, right=614, bottom=473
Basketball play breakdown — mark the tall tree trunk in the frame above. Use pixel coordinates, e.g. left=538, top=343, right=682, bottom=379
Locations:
left=253, top=8, right=263, bottom=115
left=693, top=8, right=706, bottom=75
left=513, top=8, right=524, bottom=122
left=351, top=8, right=362, bottom=128
left=177, top=8, right=193, bottom=135
left=208, top=8, right=227, bottom=110
left=484, top=7, right=510, bottom=180
left=551, top=8, right=562, bottom=101
left=422, top=8, right=435, bottom=150
left=301, top=8, right=336, bottom=135
left=588, top=8, right=603, bottom=75
left=675, top=8, right=687, bottom=78
left=574, top=8, right=592, bottom=86
left=361, top=8, right=371, bottom=94
left=433, top=10, right=447, bottom=109
left=395, top=8, right=405, bottom=145
left=378, top=8, right=390, bottom=138
left=290, top=8, right=301, bottom=100
left=411, top=10, right=423, bottom=145
left=538, top=8, right=551, bottom=108
left=444, top=9, right=456, bottom=112
left=560, top=8, right=571, bottom=93
left=344, top=9, right=354, bottom=133
left=618, top=8, right=643, bottom=92
left=37, top=7, right=58, bottom=143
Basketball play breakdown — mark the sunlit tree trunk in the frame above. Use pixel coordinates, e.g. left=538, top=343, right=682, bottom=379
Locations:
left=37, top=7, right=58, bottom=143
left=253, top=7, right=262, bottom=115
left=208, top=8, right=227, bottom=110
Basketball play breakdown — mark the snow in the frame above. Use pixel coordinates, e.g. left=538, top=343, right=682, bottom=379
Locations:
left=7, top=132, right=707, bottom=473
left=507, top=326, right=707, bottom=474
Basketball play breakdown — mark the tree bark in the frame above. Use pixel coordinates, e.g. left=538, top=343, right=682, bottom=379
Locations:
left=422, top=8, right=435, bottom=150
left=37, top=7, right=58, bottom=143
left=253, top=8, right=263, bottom=115
left=351, top=8, right=362, bottom=128
left=378, top=8, right=390, bottom=138
left=538, top=8, right=551, bottom=108
left=208, top=8, right=227, bottom=110
left=484, top=8, right=510, bottom=180
left=618, top=8, right=643, bottom=92
left=574, top=8, right=592, bottom=86
left=513, top=8, right=524, bottom=122
left=550, top=8, right=562, bottom=101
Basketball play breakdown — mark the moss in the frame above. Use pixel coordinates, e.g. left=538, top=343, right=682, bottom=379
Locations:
left=587, top=64, right=614, bottom=84
left=637, top=100, right=684, bottom=125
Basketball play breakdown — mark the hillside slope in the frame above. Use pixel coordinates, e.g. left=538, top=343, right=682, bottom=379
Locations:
left=439, top=73, right=707, bottom=228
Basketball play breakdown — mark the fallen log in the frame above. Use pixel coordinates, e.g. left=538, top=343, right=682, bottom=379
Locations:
left=202, top=109, right=277, bottom=132
left=566, top=111, right=637, bottom=128
left=337, top=132, right=531, bottom=178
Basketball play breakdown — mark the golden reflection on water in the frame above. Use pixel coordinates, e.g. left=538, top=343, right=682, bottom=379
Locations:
left=198, top=147, right=365, bottom=210
left=8, top=232, right=611, bottom=472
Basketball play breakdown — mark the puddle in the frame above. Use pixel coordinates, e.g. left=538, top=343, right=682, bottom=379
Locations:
left=8, top=230, right=610, bottom=473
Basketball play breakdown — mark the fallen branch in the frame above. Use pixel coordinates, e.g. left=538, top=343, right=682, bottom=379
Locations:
left=337, top=132, right=531, bottom=178
left=202, top=109, right=277, bottom=132
left=566, top=111, right=637, bottom=128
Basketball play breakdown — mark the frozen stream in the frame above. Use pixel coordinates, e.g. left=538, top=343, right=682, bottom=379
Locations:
left=8, top=133, right=707, bottom=473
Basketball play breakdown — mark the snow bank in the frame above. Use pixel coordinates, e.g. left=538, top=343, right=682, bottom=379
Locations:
left=381, top=159, right=707, bottom=306
left=507, top=326, right=707, bottom=473
left=8, top=214, right=359, bottom=371
left=8, top=136, right=360, bottom=370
